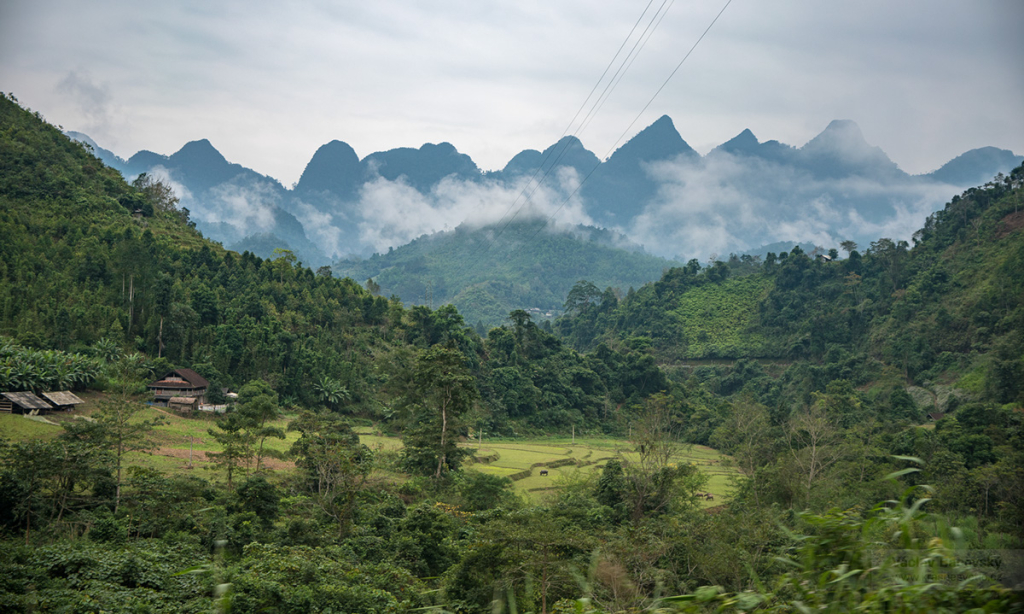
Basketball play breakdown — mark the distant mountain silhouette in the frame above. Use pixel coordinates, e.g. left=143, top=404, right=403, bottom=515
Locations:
left=502, top=136, right=601, bottom=180
left=797, top=119, right=905, bottom=180
left=66, top=132, right=127, bottom=169
left=713, top=128, right=760, bottom=156
left=927, top=147, right=1023, bottom=186
left=294, top=140, right=363, bottom=203
left=708, top=129, right=795, bottom=164
left=582, top=115, right=697, bottom=226
left=71, top=116, right=1021, bottom=266
left=363, top=142, right=479, bottom=192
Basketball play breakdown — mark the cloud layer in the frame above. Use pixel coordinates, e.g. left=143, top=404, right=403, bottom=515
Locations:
left=2, top=1, right=1020, bottom=186
left=353, top=169, right=592, bottom=255
left=625, top=152, right=961, bottom=260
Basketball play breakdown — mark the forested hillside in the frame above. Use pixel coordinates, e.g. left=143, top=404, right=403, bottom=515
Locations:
left=1, top=94, right=1022, bottom=613
left=334, top=220, right=678, bottom=328
left=0, top=93, right=668, bottom=431
left=560, top=169, right=1024, bottom=408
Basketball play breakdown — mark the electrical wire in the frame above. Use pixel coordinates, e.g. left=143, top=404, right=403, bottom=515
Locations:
left=521, top=0, right=734, bottom=249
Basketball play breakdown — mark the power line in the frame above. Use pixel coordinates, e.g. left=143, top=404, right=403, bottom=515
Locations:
left=406, top=1, right=733, bottom=314
left=577, top=0, right=676, bottom=137
left=479, top=0, right=673, bottom=251
left=521, top=0, right=734, bottom=249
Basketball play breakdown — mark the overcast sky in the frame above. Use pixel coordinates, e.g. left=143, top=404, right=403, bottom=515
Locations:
left=2, top=0, right=1021, bottom=187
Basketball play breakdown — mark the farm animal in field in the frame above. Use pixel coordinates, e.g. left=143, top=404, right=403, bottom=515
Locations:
left=539, top=469, right=549, bottom=476
left=705, top=493, right=714, bottom=501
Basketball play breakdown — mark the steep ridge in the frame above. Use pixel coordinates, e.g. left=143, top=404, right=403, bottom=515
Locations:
left=556, top=162, right=1024, bottom=413
left=71, top=117, right=1022, bottom=268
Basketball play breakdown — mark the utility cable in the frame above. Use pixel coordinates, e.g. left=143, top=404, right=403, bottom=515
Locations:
left=490, top=0, right=676, bottom=240
left=521, top=0, right=734, bottom=249
left=482, top=0, right=658, bottom=238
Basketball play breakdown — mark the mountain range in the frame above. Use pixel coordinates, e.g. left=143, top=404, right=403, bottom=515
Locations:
left=69, top=117, right=1021, bottom=271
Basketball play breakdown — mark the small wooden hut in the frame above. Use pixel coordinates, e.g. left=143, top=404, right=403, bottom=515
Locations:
left=1, top=391, right=53, bottom=415
left=42, top=391, right=85, bottom=412
left=168, top=396, right=198, bottom=414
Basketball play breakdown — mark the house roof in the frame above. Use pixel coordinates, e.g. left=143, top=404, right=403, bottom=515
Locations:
left=169, top=396, right=197, bottom=405
left=2, top=391, right=52, bottom=410
left=42, top=391, right=85, bottom=406
left=927, top=412, right=946, bottom=421
left=149, top=368, right=209, bottom=389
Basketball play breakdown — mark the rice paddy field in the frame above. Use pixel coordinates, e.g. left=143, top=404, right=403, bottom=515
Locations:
left=461, top=436, right=738, bottom=506
left=2, top=399, right=740, bottom=506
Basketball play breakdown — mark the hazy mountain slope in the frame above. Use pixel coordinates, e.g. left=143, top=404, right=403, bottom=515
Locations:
left=334, top=219, right=680, bottom=327
left=927, top=146, right=1023, bottom=186
left=580, top=115, right=698, bottom=226
left=71, top=117, right=1021, bottom=265
left=294, top=139, right=364, bottom=204
left=557, top=164, right=1024, bottom=406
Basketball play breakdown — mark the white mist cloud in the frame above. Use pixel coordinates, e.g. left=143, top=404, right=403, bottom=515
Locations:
left=293, top=201, right=344, bottom=257
left=55, top=69, right=116, bottom=142
left=197, top=181, right=279, bottom=235
left=626, top=151, right=963, bottom=260
left=354, top=169, right=594, bottom=253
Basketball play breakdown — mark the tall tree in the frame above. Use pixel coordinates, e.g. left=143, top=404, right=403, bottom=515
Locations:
left=61, top=395, right=163, bottom=513
left=288, top=411, right=368, bottom=537
left=60, top=356, right=162, bottom=513
left=401, top=343, right=477, bottom=478
left=622, top=393, right=705, bottom=522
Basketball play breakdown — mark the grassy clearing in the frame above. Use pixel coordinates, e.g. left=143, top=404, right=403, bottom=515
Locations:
left=464, top=437, right=739, bottom=505
left=4, top=407, right=740, bottom=506
left=0, top=413, right=64, bottom=440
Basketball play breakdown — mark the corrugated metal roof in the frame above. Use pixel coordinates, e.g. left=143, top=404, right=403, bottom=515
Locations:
left=1, top=391, right=52, bottom=410
left=42, top=391, right=85, bottom=406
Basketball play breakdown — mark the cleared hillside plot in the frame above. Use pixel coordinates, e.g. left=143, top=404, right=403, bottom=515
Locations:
left=466, top=437, right=739, bottom=505
left=672, top=274, right=775, bottom=358
left=0, top=413, right=64, bottom=440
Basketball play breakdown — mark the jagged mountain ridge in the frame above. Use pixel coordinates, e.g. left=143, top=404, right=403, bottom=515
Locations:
left=69, top=117, right=1022, bottom=267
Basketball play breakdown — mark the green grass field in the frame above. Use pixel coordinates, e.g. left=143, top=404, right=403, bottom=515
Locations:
left=0, top=412, right=64, bottom=440
left=4, top=404, right=740, bottom=506
left=465, top=436, right=738, bottom=505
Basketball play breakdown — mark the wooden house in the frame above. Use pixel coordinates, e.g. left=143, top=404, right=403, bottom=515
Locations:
left=42, top=391, right=85, bottom=411
left=148, top=368, right=209, bottom=407
left=1, top=391, right=53, bottom=414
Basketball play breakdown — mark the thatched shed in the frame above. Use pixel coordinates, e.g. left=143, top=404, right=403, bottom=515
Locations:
left=42, top=391, right=85, bottom=411
left=168, top=396, right=198, bottom=413
left=1, top=391, right=53, bottom=414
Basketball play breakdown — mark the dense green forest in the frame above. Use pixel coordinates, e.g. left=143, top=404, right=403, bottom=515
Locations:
left=333, top=220, right=679, bottom=329
left=1, top=93, right=1022, bottom=612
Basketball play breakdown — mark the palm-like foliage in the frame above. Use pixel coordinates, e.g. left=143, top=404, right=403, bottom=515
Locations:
left=0, top=337, right=99, bottom=392
left=313, top=375, right=351, bottom=411
left=92, top=337, right=122, bottom=365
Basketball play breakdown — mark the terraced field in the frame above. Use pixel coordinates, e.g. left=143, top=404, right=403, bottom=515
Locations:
left=465, top=437, right=739, bottom=505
